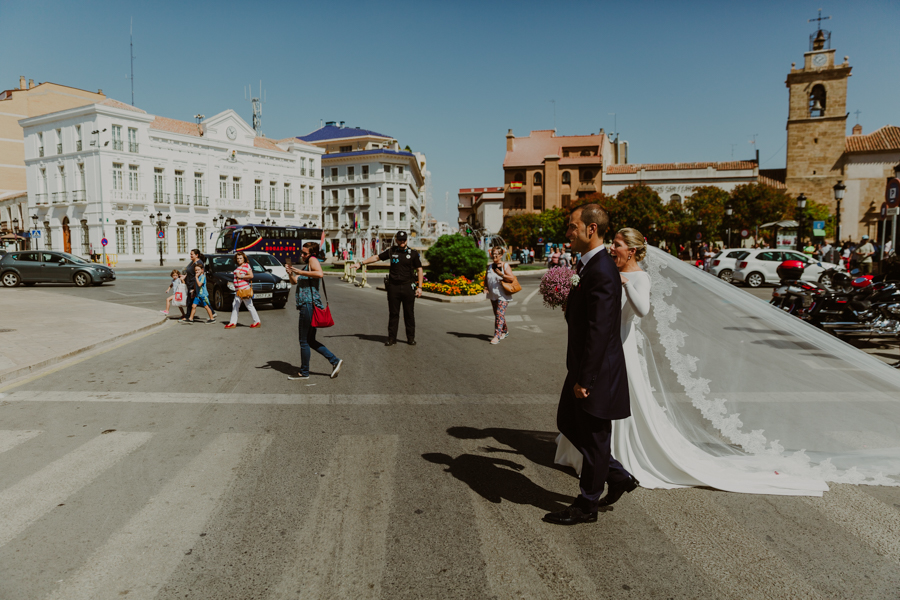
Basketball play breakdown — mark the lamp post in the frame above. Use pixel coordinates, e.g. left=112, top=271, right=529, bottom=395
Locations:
left=149, top=211, right=171, bottom=266
left=796, top=193, right=807, bottom=252
left=91, top=128, right=108, bottom=266
left=832, top=181, right=845, bottom=245
left=11, top=218, right=19, bottom=250
left=31, top=215, right=38, bottom=250
left=724, top=204, right=733, bottom=248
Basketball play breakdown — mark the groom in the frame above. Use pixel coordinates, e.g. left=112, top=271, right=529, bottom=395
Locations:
left=544, top=204, right=638, bottom=525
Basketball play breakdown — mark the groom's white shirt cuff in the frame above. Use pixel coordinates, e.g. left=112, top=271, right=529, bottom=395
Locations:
left=578, top=244, right=605, bottom=269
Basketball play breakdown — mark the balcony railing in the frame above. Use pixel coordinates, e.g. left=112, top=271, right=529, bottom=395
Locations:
left=71, top=190, right=86, bottom=203
left=110, top=190, right=147, bottom=203
left=193, top=195, right=208, bottom=207
left=254, top=199, right=265, bottom=210
left=154, top=192, right=170, bottom=204
left=52, top=191, right=67, bottom=203
left=347, top=174, right=356, bottom=181
left=301, top=168, right=306, bottom=176
left=328, top=175, right=339, bottom=183
left=269, top=201, right=282, bottom=211
left=76, top=140, right=82, bottom=151
left=112, top=140, right=124, bottom=151
left=359, top=195, right=370, bottom=205
left=129, top=143, right=139, bottom=153
left=173, top=193, right=187, bottom=205
left=35, top=193, right=48, bottom=205
left=57, top=144, right=63, bottom=154
left=38, top=147, right=44, bottom=157
left=362, top=173, right=369, bottom=180
left=284, top=202, right=295, bottom=212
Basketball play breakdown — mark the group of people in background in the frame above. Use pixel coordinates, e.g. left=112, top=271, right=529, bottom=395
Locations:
left=160, top=249, right=218, bottom=324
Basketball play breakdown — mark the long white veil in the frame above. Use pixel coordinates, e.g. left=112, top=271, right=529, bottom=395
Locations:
left=638, top=246, right=900, bottom=486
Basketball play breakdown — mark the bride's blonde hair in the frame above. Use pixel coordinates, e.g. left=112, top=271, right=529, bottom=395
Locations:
left=617, top=228, right=647, bottom=262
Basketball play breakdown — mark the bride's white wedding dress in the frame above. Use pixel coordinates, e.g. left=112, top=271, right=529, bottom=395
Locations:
left=555, top=269, right=830, bottom=496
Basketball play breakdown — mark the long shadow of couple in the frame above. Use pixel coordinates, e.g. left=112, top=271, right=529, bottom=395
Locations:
left=423, top=426, right=574, bottom=513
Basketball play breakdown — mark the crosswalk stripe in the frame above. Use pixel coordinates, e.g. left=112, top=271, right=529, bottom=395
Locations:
left=269, top=435, right=398, bottom=600
left=804, top=483, right=900, bottom=565
left=632, top=488, right=825, bottom=599
left=0, top=431, right=152, bottom=549
left=0, top=429, right=41, bottom=454
left=43, top=433, right=264, bottom=600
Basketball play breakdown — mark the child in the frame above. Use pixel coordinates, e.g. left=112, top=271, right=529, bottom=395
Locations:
left=184, top=264, right=216, bottom=324
left=160, top=269, right=186, bottom=317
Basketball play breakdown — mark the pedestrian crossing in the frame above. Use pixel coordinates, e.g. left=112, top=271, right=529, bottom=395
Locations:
left=0, top=428, right=897, bottom=598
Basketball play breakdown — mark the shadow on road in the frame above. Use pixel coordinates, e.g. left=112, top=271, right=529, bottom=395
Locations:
left=256, top=360, right=329, bottom=378
left=447, top=427, right=567, bottom=472
left=325, top=333, right=391, bottom=344
left=446, top=331, right=493, bottom=342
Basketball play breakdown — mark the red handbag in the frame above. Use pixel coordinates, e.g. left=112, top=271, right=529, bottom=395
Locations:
left=311, top=277, right=335, bottom=328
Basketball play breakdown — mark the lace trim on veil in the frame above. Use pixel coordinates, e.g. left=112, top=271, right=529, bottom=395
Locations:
left=642, top=253, right=897, bottom=486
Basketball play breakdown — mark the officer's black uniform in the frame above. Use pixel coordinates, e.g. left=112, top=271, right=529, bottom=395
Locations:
left=379, top=235, right=421, bottom=344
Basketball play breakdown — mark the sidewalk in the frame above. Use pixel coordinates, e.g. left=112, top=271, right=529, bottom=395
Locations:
left=0, top=290, right=167, bottom=383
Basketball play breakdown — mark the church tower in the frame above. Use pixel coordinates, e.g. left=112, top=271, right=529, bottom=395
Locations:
left=784, top=26, right=851, bottom=209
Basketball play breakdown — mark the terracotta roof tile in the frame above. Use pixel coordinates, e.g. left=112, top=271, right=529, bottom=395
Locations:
left=254, top=137, right=286, bottom=153
left=844, top=125, right=900, bottom=153
left=504, top=131, right=605, bottom=168
left=149, top=116, right=201, bottom=137
left=758, top=175, right=787, bottom=189
left=459, top=187, right=504, bottom=193
left=605, top=161, right=757, bottom=174
left=98, top=98, right=147, bottom=114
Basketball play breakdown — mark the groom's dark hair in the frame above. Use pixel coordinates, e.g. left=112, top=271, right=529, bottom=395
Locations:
left=577, top=204, right=609, bottom=235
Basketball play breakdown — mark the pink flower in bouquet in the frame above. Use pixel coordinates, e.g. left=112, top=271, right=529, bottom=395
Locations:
left=539, top=266, right=576, bottom=309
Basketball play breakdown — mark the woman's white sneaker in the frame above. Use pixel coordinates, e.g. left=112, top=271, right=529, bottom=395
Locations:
left=330, top=359, right=343, bottom=379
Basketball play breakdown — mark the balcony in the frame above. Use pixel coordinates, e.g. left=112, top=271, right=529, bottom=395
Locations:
left=269, top=201, right=282, bottom=211
left=284, top=202, right=295, bottom=212
left=173, top=193, right=187, bottom=205
left=153, top=192, right=170, bottom=204
left=38, top=147, right=44, bottom=157
left=112, top=140, right=124, bottom=151
left=71, top=190, right=86, bottom=203
left=254, top=199, right=265, bottom=210
left=193, top=195, right=209, bottom=207
left=328, top=175, right=339, bottom=183
left=35, top=193, right=48, bottom=205
left=129, top=143, right=139, bottom=153
left=347, top=173, right=356, bottom=182
left=359, top=195, right=370, bottom=206
left=301, top=168, right=306, bottom=176
left=362, top=173, right=369, bottom=181
left=57, top=144, right=63, bottom=154
left=110, top=190, right=147, bottom=203
left=52, top=191, right=67, bottom=203
left=76, top=140, right=82, bottom=151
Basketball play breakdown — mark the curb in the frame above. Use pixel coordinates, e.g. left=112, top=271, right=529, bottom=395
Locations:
left=0, top=316, right=169, bottom=384
left=374, top=286, right=486, bottom=303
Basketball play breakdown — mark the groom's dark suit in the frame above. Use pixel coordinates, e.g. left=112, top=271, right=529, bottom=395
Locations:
left=558, top=246, right=632, bottom=506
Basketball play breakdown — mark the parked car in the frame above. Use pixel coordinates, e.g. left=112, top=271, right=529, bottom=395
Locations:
left=203, top=253, right=290, bottom=311
left=731, top=249, right=844, bottom=288
left=244, top=251, right=288, bottom=281
left=708, top=249, right=750, bottom=282
left=0, top=250, right=115, bottom=287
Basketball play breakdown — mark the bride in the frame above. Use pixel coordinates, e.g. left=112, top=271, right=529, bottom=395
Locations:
left=555, top=228, right=830, bottom=497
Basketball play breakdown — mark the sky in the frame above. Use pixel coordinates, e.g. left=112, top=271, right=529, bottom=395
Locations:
left=2, top=0, right=898, bottom=225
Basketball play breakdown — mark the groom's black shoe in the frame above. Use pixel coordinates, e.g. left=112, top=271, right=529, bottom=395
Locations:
left=543, top=501, right=598, bottom=526
left=598, top=475, right=640, bottom=507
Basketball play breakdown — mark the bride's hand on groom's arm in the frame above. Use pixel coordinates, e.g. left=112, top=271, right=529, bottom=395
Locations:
left=573, top=383, right=590, bottom=399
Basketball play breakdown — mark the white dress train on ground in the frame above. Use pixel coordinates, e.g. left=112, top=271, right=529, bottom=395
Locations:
left=555, top=269, right=830, bottom=496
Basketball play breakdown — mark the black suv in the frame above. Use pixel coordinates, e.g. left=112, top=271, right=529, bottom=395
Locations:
left=202, top=253, right=289, bottom=311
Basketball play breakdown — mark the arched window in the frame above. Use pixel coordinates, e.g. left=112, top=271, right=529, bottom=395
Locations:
left=809, top=85, right=826, bottom=117
left=670, top=194, right=682, bottom=205
left=561, top=171, right=571, bottom=185
left=514, top=172, right=525, bottom=183
left=580, top=170, right=593, bottom=182
left=533, top=172, right=542, bottom=186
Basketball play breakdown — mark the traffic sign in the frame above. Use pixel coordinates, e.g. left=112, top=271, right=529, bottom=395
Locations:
left=740, top=229, right=750, bottom=238
left=886, top=178, right=900, bottom=208
left=31, top=229, right=41, bottom=238
left=813, top=220, right=825, bottom=230
left=887, top=207, right=900, bottom=217
left=696, top=233, right=702, bottom=240
left=880, top=202, right=887, bottom=220
left=157, top=231, right=165, bottom=239
left=101, top=238, right=108, bottom=247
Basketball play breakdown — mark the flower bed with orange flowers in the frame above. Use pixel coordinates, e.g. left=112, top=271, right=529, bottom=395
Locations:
left=421, top=272, right=485, bottom=296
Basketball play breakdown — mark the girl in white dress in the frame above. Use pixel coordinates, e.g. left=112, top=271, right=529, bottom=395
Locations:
left=555, top=228, right=829, bottom=497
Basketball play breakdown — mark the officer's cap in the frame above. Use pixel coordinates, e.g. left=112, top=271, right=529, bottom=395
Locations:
left=396, top=231, right=408, bottom=242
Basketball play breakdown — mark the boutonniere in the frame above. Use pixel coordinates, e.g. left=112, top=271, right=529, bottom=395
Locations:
left=571, top=274, right=581, bottom=288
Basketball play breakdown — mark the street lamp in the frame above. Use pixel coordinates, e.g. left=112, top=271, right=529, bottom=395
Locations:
left=724, top=203, right=733, bottom=248
left=150, top=211, right=171, bottom=266
left=832, top=181, right=845, bottom=244
left=30, top=215, right=38, bottom=250
left=796, top=193, right=807, bottom=252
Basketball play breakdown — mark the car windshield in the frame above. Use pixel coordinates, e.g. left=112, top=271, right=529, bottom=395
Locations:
left=211, top=256, right=266, bottom=273
left=58, top=252, right=90, bottom=264
left=729, top=251, right=750, bottom=259
left=250, top=254, right=282, bottom=267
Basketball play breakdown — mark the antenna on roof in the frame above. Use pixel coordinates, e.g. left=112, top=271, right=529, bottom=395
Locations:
left=244, top=81, right=265, bottom=137
left=128, top=17, right=135, bottom=106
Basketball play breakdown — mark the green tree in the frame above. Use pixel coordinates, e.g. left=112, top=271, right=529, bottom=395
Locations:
left=801, top=199, right=835, bottom=240
left=686, top=186, right=729, bottom=243
left=424, top=234, right=487, bottom=279
left=729, top=184, right=794, bottom=231
left=600, top=184, right=664, bottom=238
left=657, top=200, right=694, bottom=248
left=498, top=208, right=567, bottom=249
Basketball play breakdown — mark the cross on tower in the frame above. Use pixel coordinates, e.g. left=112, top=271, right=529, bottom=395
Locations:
left=854, top=110, right=862, bottom=124
left=809, top=8, right=831, bottom=31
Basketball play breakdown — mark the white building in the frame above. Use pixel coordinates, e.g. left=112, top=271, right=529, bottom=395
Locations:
left=602, top=161, right=766, bottom=204
left=19, top=99, right=323, bottom=263
left=296, top=123, right=425, bottom=258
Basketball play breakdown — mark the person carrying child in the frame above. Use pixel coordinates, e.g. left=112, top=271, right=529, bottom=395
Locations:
left=182, top=263, right=216, bottom=324
left=160, top=269, right=187, bottom=317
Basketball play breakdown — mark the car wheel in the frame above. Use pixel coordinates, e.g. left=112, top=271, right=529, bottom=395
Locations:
left=718, top=269, right=733, bottom=283
left=746, top=272, right=764, bottom=288
left=73, top=272, right=92, bottom=287
left=214, top=288, right=227, bottom=312
left=1, top=271, right=21, bottom=287
left=818, top=273, right=833, bottom=289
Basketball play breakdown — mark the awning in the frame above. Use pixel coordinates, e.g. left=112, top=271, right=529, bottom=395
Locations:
left=759, top=220, right=799, bottom=229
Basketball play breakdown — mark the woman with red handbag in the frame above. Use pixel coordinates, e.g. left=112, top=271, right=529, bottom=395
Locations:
left=286, top=242, right=343, bottom=381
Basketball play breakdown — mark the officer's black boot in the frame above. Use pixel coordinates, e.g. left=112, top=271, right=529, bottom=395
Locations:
left=385, top=339, right=397, bottom=346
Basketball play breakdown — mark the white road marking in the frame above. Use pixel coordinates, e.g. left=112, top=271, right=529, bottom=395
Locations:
left=522, top=287, right=540, bottom=305
left=3, top=391, right=557, bottom=405
left=633, top=488, right=825, bottom=599
left=804, top=484, right=900, bottom=565
left=0, top=432, right=152, bottom=549
left=0, top=430, right=42, bottom=454
left=43, top=433, right=264, bottom=600
left=270, top=435, right=398, bottom=600
left=518, top=325, right=543, bottom=334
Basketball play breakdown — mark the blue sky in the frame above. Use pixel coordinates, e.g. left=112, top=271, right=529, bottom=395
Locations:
left=2, top=0, right=898, bottom=224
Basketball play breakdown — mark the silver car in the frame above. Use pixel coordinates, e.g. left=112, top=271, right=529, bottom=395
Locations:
left=0, top=250, right=116, bottom=287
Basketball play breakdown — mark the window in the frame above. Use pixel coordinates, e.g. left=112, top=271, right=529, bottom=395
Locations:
left=57, top=166, right=67, bottom=202
left=398, top=166, right=404, bottom=175
left=533, top=195, right=543, bottom=210
left=219, top=175, right=228, bottom=199
left=362, top=165, right=369, bottom=180
left=330, top=167, right=338, bottom=182
left=131, top=224, right=143, bottom=254
left=388, top=212, right=395, bottom=223
left=363, top=188, right=370, bottom=202
left=562, top=194, right=571, bottom=207
left=670, top=194, right=682, bottom=205
left=331, top=189, right=339, bottom=205
left=580, top=170, right=593, bottom=182
left=340, top=145, right=352, bottom=153
left=44, top=222, right=52, bottom=249
left=347, top=188, right=355, bottom=203
left=254, top=180, right=262, bottom=209
left=81, top=221, right=90, bottom=254
left=399, top=212, right=406, bottom=222
left=113, top=164, right=123, bottom=190
left=399, top=188, right=407, bottom=203
left=195, top=226, right=206, bottom=253
left=512, top=197, right=525, bottom=209
left=38, top=132, right=44, bottom=157
left=78, top=163, right=86, bottom=194
left=809, top=84, right=826, bottom=117
left=153, top=168, right=164, bottom=202
left=384, top=165, right=392, bottom=175
left=269, top=182, right=277, bottom=209
left=128, top=165, right=139, bottom=191
left=514, top=171, right=524, bottom=183
left=75, top=125, right=82, bottom=151
left=534, top=172, right=542, bottom=186
left=174, top=171, right=184, bottom=204
left=115, top=224, right=127, bottom=254
left=284, top=183, right=291, bottom=209
left=387, top=188, right=394, bottom=203
left=192, top=173, right=203, bottom=205
left=128, top=127, right=138, bottom=152
left=112, top=125, right=123, bottom=150
left=300, top=157, right=306, bottom=176
left=177, top=226, right=188, bottom=254
left=347, top=166, right=355, bottom=181
left=377, top=187, right=382, bottom=198
left=56, top=128, right=62, bottom=154
left=378, top=211, right=382, bottom=221
left=233, top=177, right=241, bottom=200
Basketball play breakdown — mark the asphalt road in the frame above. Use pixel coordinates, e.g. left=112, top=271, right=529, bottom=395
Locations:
left=1, top=270, right=899, bottom=599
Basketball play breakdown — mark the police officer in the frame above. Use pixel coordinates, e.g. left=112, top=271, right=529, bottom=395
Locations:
left=355, top=231, right=423, bottom=346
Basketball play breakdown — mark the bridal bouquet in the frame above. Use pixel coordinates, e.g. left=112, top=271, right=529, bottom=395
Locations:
left=539, top=266, right=578, bottom=310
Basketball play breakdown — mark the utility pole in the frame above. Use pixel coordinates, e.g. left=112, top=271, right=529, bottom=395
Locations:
left=129, top=18, right=135, bottom=106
